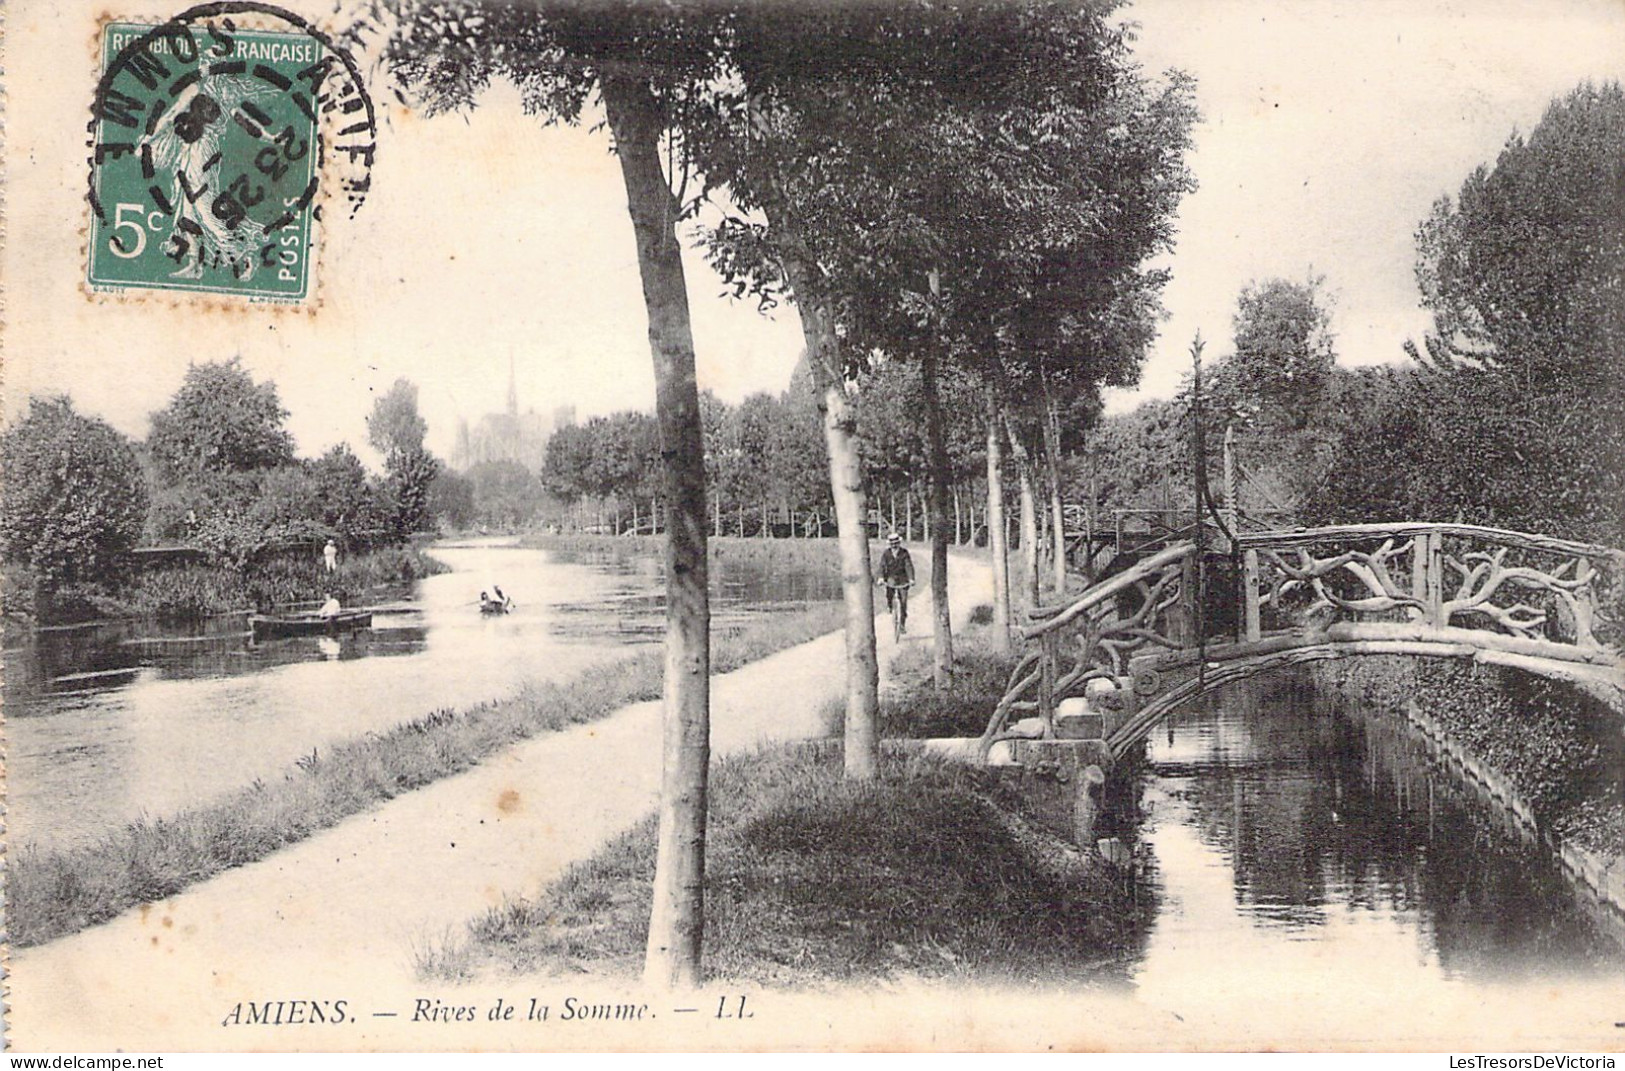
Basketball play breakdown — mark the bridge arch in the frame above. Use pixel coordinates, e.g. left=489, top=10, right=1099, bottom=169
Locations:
left=1104, top=636, right=1625, bottom=760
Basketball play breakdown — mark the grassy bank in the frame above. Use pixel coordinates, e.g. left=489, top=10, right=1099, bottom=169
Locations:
left=423, top=746, right=1139, bottom=987
left=421, top=614, right=1141, bottom=987
left=879, top=621, right=1014, bottom=739
left=8, top=600, right=847, bottom=950
left=1311, top=657, right=1624, bottom=857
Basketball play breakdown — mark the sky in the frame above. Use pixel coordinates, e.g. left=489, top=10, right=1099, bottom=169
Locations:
left=4, top=0, right=1623, bottom=464
left=1111, top=0, right=1625, bottom=411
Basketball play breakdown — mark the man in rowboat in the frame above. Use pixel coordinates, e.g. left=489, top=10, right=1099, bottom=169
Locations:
left=318, top=593, right=343, bottom=619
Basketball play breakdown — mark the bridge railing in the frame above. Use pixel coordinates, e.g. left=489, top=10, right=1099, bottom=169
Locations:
left=1236, top=523, right=1624, bottom=654
left=980, top=523, right=1624, bottom=761
left=977, top=542, right=1197, bottom=758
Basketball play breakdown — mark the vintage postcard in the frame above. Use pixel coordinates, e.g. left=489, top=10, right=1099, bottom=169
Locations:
left=3, top=0, right=1623, bottom=1054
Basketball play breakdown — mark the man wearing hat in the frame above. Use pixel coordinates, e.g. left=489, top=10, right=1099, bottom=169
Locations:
left=877, top=531, right=916, bottom=634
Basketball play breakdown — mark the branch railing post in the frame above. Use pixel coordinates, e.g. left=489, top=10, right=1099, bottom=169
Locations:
left=1575, top=556, right=1600, bottom=647
left=1243, top=547, right=1262, bottom=642
left=1410, top=534, right=1428, bottom=623
left=1038, top=630, right=1057, bottom=736
left=1426, top=531, right=1444, bottom=626
left=1177, top=551, right=1199, bottom=647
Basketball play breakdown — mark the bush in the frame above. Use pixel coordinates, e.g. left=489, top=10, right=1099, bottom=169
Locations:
left=1, top=396, right=148, bottom=590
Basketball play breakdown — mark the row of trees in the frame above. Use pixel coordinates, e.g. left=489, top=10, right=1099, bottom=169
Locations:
left=1, top=359, right=456, bottom=603
left=552, top=382, right=831, bottom=536
left=533, top=357, right=1002, bottom=543
left=375, top=0, right=1197, bottom=982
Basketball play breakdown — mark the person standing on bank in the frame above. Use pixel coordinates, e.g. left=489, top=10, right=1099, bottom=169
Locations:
left=877, top=531, right=916, bottom=634
left=323, top=539, right=338, bottom=574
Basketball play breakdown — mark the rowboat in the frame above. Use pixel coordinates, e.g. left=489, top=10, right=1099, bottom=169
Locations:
left=249, top=610, right=373, bottom=641
left=479, top=602, right=511, bottom=615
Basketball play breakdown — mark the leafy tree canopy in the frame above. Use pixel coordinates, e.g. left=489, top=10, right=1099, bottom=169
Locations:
left=1412, top=80, right=1624, bottom=396
left=469, top=459, right=546, bottom=527
left=1, top=396, right=149, bottom=586
left=308, top=445, right=397, bottom=545
left=387, top=446, right=443, bottom=535
left=147, top=358, right=295, bottom=481
left=1206, top=273, right=1337, bottom=429
left=427, top=467, right=477, bottom=530
left=695, top=0, right=1195, bottom=426
left=363, top=378, right=440, bottom=536
left=367, top=378, right=430, bottom=459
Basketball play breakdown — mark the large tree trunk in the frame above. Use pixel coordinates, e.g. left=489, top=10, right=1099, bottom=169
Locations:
left=985, top=390, right=1012, bottom=654
left=1020, top=467, right=1041, bottom=607
left=1043, top=401, right=1067, bottom=594
left=920, top=349, right=954, bottom=685
left=1006, top=419, right=1042, bottom=609
left=775, top=235, right=881, bottom=781
left=602, top=73, right=711, bottom=990
left=1014, top=464, right=1040, bottom=607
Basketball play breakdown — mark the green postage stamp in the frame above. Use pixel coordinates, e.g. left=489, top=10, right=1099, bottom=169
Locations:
left=87, top=7, right=376, bottom=301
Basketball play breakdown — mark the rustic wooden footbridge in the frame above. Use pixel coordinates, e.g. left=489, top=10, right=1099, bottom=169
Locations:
left=975, top=522, right=1625, bottom=816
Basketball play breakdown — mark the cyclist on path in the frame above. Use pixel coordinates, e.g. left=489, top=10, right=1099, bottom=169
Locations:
left=877, top=531, right=916, bottom=634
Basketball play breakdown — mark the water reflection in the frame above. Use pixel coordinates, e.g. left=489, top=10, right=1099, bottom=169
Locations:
left=4, top=539, right=841, bottom=853
left=1130, top=674, right=1622, bottom=996
left=543, top=543, right=843, bottom=642
left=8, top=616, right=432, bottom=700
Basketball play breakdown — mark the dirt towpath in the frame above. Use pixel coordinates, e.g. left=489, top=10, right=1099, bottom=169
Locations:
left=9, top=550, right=994, bottom=1051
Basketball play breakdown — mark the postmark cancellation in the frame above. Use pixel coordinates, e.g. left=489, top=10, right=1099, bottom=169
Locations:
left=85, top=3, right=376, bottom=304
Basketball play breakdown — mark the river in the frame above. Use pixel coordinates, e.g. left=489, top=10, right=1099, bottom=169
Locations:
left=11, top=551, right=1621, bottom=991
left=3, top=538, right=840, bottom=854
left=1124, top=673, right=1623, bottom=1000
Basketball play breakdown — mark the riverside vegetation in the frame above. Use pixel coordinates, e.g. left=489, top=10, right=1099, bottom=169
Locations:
left=15, top=545, right=449, bottom=624
left=522, top=531, right=843, bottom=575
left=418, top=616, right=1146, bottom=986
left=2, top=364, right=460, bottom=628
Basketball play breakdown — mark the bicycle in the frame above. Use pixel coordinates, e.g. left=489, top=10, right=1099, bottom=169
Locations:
left=885, top=583, right=911, bottom=642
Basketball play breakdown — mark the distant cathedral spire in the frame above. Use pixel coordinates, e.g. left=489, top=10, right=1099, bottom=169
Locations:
left=454, top=353, right=564, bottom=473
